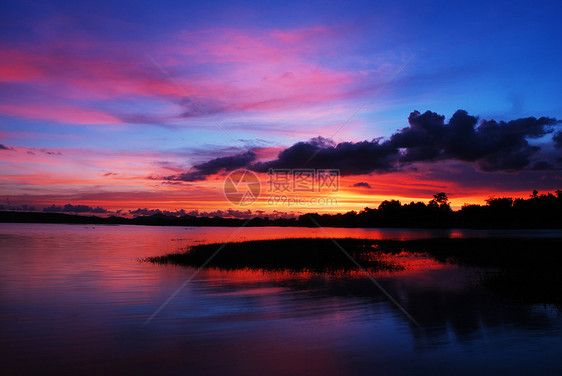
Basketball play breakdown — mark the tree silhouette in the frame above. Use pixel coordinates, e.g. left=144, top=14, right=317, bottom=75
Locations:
left=485, top=197, right=513, bottom=210
left=429, top=192, right=450, bottom=210
left=531, top=189, right=539, bottom=198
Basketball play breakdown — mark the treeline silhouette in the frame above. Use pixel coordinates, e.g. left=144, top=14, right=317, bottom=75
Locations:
left=301, top=190, right=562, bottom=228
left=1, top=190, right=561, bottom=229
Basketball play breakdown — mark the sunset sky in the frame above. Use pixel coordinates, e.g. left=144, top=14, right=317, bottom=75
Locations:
left=1, top=0, right=561, bottom=216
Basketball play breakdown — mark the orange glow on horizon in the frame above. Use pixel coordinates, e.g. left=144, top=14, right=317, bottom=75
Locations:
left=1, top=144, right=555, bottom=215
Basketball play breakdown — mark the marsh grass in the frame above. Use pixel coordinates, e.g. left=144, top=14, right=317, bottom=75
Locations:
left=147, top=237, right=562, bottom=304
left=147, top=237, right=403, bottom=273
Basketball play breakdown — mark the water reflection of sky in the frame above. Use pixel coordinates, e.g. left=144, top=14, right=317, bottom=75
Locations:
left=1, top=223, right=561, bottom=375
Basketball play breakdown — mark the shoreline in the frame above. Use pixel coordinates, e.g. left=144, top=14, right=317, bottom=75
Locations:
left=2, top=211, right=562, bottom=230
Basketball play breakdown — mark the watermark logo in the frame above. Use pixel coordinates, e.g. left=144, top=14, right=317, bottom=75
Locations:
left=223, top=169, right=261, bottom=206
left=267, top=168, right=339, bottom=193
left=223, top=168, right=340, bottom=207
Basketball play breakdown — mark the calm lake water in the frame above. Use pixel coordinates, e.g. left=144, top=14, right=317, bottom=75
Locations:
left=1, top=223, right=562, bottom=375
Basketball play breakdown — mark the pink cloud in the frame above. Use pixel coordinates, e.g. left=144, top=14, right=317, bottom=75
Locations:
left=0, top=47, right=189, bottom=100
left=0, top=25, right=390, bottom=125
left=0, top=49, right=45, bottom=82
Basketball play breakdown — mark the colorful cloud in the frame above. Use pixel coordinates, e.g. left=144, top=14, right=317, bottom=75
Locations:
left=1, top=0, right=561, bottom=215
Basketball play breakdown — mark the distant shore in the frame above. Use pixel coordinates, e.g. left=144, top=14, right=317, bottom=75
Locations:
left=2, top=208, right=562, bottom=229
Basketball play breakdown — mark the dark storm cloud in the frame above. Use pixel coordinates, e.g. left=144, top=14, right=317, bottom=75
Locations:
left=41, top=149, right=62, bottom=156
left=390, top=110, right=558, bottom=171
left=1, top=144, right=63, bottom=155
left=530, top=161, right=555, bottom=170
left=553, top=131, right=562, bottom=149
left=129, top=208, right=188, bottom=216
left=417, top=161, right=562, bottom=194
left=0, top=144, right=15, bottom=150
left=158, top=110, right=560, bottom=182
left=43, top=204, right=109, bottom=213
left=0, top=204, right=36, bottom=211
left=164, top=151, right=257, bottom=181
left=352, top=182, right=372, bottom=188
left=251, top=136, right=399, bottom=175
